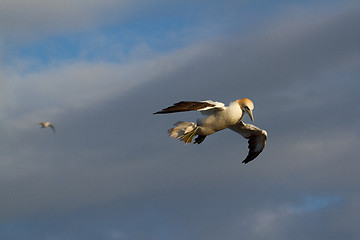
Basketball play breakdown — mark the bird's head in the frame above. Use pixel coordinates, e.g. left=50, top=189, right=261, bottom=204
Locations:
left=237, top=98, right=254, bottom=122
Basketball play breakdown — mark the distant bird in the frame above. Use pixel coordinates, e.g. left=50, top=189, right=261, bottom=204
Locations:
left=154, top=98, right=267, bottom=163
left=39, top=121, right=55, bottom=133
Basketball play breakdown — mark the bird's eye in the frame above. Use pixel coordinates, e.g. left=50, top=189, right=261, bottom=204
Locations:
left=244, top=106, right=250, bottom=110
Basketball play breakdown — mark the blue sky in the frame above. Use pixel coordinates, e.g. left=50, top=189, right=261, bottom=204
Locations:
left=1, top=0, right=360, bottom=239
left=4, top=0, right=339, bottom=65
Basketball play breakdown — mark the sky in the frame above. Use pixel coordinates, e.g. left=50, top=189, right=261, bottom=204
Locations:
left=0, top=0, right=360, bottom=239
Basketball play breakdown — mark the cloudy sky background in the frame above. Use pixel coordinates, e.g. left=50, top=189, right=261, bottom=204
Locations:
left=1, top=0, right=360, bottom=239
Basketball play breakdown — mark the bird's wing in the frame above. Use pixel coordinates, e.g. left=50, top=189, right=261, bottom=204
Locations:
left=49, top=124, right=56, bottom=133
left=154, top=100, right=225, bottom=114
left=229, top=121, right=267, bottom=164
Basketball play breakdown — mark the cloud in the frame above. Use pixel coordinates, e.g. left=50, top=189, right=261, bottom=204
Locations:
left=0, top=1, right=359, bottom=239
left=0, top=0, right=147, bottom=40
left=0, top=0, right=241, bottom=44
left=1, top=41, right=213, bottom=129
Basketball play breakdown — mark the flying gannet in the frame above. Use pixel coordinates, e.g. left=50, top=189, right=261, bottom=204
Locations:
left=154, top=98, right=267, bottom=163
left=39, top=121, right=55, bottom=133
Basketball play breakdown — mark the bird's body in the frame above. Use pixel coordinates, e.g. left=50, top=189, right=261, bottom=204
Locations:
left=39, top=121, right=55, bottom=132
left=196, top=100, right=244, bottom=135
left=154, top=98, right=267, bottom=163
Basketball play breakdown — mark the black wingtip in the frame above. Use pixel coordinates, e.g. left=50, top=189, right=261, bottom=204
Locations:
left=153, top=111, right=164, bottom=114
left=153, top=110, right=178, bottom=114
left=242, top=156, right=254, bottom=164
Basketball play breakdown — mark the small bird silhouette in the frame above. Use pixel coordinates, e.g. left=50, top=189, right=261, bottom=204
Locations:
left=39, top=121, right=55, bottom=133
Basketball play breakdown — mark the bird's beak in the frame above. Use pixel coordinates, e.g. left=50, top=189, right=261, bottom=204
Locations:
left=247, top=109, right=254, bottom=122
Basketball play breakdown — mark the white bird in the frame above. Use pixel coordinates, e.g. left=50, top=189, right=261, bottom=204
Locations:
left=154, top=98, right=267, bottom=163
left=39, top=121, right=55, bottom=133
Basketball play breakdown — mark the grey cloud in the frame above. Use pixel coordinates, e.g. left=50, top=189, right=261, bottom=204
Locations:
left=0, top=0, right=142, bottom=40
left=0, top=2, right=360, bottom=239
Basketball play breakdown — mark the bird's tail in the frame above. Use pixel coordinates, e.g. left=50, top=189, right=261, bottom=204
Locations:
left=168, top=122, right=199, bottom=144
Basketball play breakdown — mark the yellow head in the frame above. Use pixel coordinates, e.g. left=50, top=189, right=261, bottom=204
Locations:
left=237, top=98, right=254, bottom=122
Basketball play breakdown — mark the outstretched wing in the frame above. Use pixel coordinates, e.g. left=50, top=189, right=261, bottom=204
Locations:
left=229, top=121, right=267, bottom=164
left=49, top=124, right=56, bottom=133
left=154, top=100, right=225, bottom=114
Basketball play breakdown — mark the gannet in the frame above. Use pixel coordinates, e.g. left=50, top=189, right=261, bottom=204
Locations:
left=154, top=98, right=267, bottom=163
left=39, top=121, right=55, bottom=133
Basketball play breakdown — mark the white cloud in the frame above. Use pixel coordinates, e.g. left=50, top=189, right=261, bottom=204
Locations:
left=1, top=38, right=213, bottom=131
